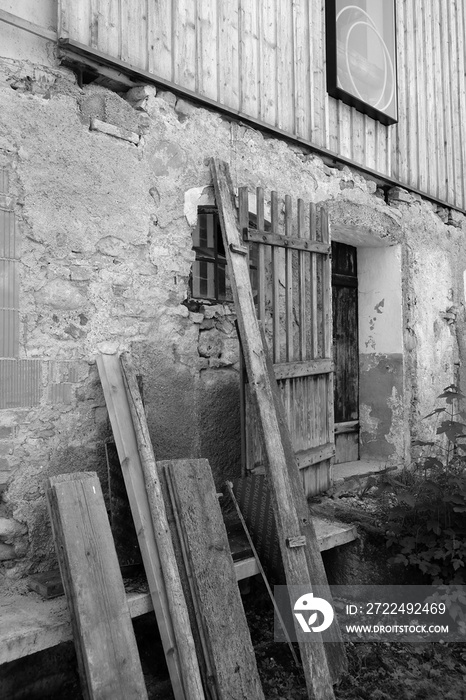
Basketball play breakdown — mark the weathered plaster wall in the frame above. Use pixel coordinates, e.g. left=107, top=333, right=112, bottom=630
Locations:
left=0, top=2, right=57, bottom=66
left=358, top=245, right=406, bottom=461
left=0, top=55, right=464, bottom=582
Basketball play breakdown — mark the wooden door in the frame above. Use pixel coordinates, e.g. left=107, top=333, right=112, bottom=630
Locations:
left=240, top=189, right=334, bottom=497
left=332, top=242, right=359, bottom=463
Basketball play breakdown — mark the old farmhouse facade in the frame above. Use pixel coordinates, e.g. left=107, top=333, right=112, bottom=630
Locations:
left=0, top=0, right=465, bottom=582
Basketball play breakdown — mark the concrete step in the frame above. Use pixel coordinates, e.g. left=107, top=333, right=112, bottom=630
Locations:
left=333, top=459, right=396, bottom=482
left=0, top=515, right=357, bottom=665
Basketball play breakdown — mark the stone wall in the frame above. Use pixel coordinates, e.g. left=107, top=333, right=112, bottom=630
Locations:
left=0, top=54, right=465, bottom=583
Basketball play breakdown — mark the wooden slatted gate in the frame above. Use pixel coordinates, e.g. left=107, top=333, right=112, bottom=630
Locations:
left=239, top=188, right=334, bottom=497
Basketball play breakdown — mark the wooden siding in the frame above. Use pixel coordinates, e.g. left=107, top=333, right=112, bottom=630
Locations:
left=59, top=0, right=466, bottom=209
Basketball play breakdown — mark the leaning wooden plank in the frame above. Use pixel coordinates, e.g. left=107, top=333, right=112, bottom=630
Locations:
left=96, top=353, right=200, bottom=700
left=164, top=459, right=264, bottom=700
left=260, top=324, right=346, bottom=681
left=211, top=158, right=338, bottom=699
left=119, top=354, right=205, bottom=700
left=46, top=472, right=148, bottom=700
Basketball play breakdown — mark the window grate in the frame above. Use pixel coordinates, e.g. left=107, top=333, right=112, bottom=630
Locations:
left=0, top=171, right=19, bottom=358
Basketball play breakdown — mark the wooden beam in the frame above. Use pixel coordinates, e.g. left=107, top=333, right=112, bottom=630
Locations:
left=334, top=420, right=359, bottom=435
left=118, top=355, right=205, bottom=700
left=211, top=158, right=342, bottom=697
left=259, top=326, right=347, bottom=680
left=273, top=358, right=333, bottom=380
left=96, top=353, right=201, bottom=700
left=295, top=443, right=336, bottom=470
left=244, top=228, right=330, bottom=254
left=46, top=472, right=148, bottom=700
left=163, top=459, right=265, bottom=700
left=0, top=9, right=57, bottom=42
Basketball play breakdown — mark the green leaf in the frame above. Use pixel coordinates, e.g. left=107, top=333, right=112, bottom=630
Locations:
left=398, top=491, right=416, bottom=507
left=423, top=408, right=445, bottom=419
left=426, top=520, right=441, bottom=535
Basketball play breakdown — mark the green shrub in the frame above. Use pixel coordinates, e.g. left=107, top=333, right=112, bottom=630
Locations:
left=378, top=385, right=466, bottom=585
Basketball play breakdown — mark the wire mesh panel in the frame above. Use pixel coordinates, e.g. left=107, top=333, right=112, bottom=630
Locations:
left=0, top=169, right=19, bottom=359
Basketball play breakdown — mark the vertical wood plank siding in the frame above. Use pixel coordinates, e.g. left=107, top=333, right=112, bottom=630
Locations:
left=60, top=0, right=466, bottom=209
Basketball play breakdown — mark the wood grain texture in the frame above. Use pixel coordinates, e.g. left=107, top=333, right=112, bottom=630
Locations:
left=58, top=0, right=466, bottom=209
left=211, top=158, right=345, bottom=693
left=47, top=472, right=148, bottom=700
left=96, top=353, right=195, bottom=700
left=241, top=187, right=334, bottom=498
left=119, top=354, right=205, bottom=700
left=164, top=459, right=265, bottom=700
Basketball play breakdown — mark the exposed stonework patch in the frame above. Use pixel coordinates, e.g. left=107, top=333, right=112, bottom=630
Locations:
left=35, top=279, right=87, bottom=310
left=90, top=118, right=140, bottom=145
left=124, top=84, right=157, bottom=112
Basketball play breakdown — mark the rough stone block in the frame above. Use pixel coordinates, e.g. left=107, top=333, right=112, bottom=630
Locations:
left=447, top=209, right=464, bottom=228
left=199, top=329, right=223, bottom=358
left=157, top=90, right=177, bottom=107
left=90, top=118, right=140, bottom=145
left=36, top=279, right=86, bottom=310
left=436, top=207, right=449, bottom=223
left=217, top=319, right=235, bottom=336
left=204, top=305, right=225, bottom=319
left=125, top=85, right=156, bottom=113
left=0, top=543, right=16, bottom=561
left=0, top=517, right=27, bottom=541
left=200, top=319, right=215, bottom=330
left=175, top=98, right=196, bottom=118
left=387, top=187, right=413, bottom=204
left=126, top=85, right=156, bottom=101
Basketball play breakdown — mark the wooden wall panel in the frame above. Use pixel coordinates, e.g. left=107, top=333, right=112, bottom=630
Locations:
left=59, top=0, right=466, bottom=210
left=148, top=0, right=173, bottom=80
left=259, top=0, right=277, bottom=127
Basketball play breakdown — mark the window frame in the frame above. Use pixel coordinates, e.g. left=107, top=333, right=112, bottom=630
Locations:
left=190, top=207, right=231, bottom=303
left=190, top=207, right=258, bottom=305
left=325, top=0, right=398, bottom=126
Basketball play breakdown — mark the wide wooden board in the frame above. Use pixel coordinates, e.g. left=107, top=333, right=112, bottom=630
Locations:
left=163, top=458, right=264, bottom=700
left=46, top=472, right=148, bottom=700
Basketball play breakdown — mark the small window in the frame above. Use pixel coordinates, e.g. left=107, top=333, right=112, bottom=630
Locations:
left=325, top=0, right=398, bottom=125
left=191, top=208, right=257, bottom=304
left=191, top=208, right=230, bottom=302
